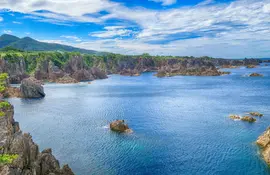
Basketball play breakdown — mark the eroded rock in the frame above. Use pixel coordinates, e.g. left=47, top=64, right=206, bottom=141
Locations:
left=110, top=120, right=132, bottom=133
left=20, top=77, right=45, bottom=98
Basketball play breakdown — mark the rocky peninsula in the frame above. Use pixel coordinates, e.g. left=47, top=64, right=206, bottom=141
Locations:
left=0, top=101, right=74, bottom=175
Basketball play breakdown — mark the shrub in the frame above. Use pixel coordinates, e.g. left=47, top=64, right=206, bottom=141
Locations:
left=0, top=154, right=19, bottom=164
left=0, top=101, right=10, bottom=109
left=0, top=111, right=5, bottom=117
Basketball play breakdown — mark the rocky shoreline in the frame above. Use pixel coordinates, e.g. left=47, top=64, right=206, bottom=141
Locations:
left=0, top=52, right=262, bottom=83
left=0, top=101, right=74, bottom=175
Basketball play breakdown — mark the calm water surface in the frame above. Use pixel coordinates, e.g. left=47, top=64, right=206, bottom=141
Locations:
left=8, top=64, right=270, bottom=175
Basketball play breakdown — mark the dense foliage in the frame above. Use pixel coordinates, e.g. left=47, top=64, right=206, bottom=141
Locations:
left=0, top=73, right=8, bottom=93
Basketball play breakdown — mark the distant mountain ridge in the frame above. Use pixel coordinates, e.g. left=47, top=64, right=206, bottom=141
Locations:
left=0, top=34, right=101, bottom=54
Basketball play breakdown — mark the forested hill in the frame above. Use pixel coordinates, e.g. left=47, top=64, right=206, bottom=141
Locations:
left=0, top=34, right=102, bottom=55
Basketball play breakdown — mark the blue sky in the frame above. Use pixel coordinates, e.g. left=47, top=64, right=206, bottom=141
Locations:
left=0, top=0, right=270, bottom=58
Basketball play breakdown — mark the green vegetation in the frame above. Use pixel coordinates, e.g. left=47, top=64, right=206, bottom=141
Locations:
left=0, top=154, right=19, bottom=164
left=0, top=101, right=10, bottom=109
left=0, top=111, right=5, bottom=117
left=0, top=73, right=8, bottom=93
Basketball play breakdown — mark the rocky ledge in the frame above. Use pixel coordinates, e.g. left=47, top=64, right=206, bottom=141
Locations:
left=110, top=120, right=133, bottom=133
left=257, top=127, right=270, bottom=165
left=0, top=101, right=74, bottom=175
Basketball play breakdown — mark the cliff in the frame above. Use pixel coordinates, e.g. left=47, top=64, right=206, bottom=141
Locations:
left=0, top=51, right=262, bottom=83
left=0, top=101, right=74, bottom=175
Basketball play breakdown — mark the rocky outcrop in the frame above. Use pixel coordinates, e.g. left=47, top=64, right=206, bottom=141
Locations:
left=0, top=101, right=74, bottom=175
left=257, top=127, right=270, bottom=165
left=20, top=77, right=45, bottom=98
left=212, top=58, right=261, bottom=68
left=56, top=75, right=78, bottom=84
left=229, top=114, right=241, bottom=120
left=248, top=73, right=263, bottom=77
left=110, top=120, right=132, bottom=133
left=249, top=112, right=263, bottom=117
left=241, top=116, right=256, bottom=123
left=35, top=60, right=64, bottom=81
left=3, top=87, right=21, bottom=98
left=246, top=65, right=257, bottom=68
left=155, top=59, right=220, bottom=77
left=0, top=57, right=29, bottom=84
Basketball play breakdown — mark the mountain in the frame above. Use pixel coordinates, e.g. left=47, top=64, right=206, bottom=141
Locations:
left=0, top=34, right=101, bottom=55
left=0, top=34, right=20, bottom=48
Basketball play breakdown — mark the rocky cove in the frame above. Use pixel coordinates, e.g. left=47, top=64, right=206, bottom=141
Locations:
left=0, top=52, right=269, bottom=175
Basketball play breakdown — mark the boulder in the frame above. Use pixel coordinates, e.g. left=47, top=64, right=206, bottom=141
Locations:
left=110, top=120, right=132, bottom=133
left=20, top=77, right=45, bottom=98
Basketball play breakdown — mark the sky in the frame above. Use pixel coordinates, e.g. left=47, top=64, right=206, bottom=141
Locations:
left=0, top=0, right=270, bottom=58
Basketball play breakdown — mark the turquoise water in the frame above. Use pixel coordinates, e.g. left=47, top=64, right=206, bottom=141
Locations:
left=8, top=64, right=270, bottom=175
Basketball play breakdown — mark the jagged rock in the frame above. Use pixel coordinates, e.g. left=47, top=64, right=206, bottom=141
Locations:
left=241, top=116, right=256, bottom=123
left=56, top=75, right=78, bottom=84
left=110, top=120, right=132, bottom=133
left=249, top=112, right=263, bottom=117
left=3, top=87, right=21, bottom=98
left=90, top=67, right=108, bottom=79
left=248, top=73, right=263, bottom=77
left=0, top=101, right=74, bottom=175
left=257, top=127, right=270, bottom=165
left=20, top=77, right=45, bottom=98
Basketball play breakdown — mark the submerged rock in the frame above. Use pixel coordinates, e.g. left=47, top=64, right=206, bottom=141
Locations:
left=20, top=77, right=45, bottom=98
left=0, top=101, right=74, bottom=175
left=248, top=73, right=263, bottom=77
left=219, top=71, right=231, bottom=75
left=257, top=127, right=270, bottom=165
left=249, top=112, right=263, bottom=117
left=110, top=120, right=132, bottom=133
left=241, top=116, right=256, bottom=123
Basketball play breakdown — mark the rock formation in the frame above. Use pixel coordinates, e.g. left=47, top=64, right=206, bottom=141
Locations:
left=248, top=73, right=263, bottom=77
left=229, top=115, right=241, bottom=120
left=56, top=75, right=78, bottom=84
left=20, top=77, right=45, bottom=98
left=257, top=127, right=270, bottom=165
left=241, top=116, right=256, bottom=123
left=110, top=120, right=132, bottom=133
left=0, top=101, right=74, bottom=175
left=249, top=112, right=263, bottom=117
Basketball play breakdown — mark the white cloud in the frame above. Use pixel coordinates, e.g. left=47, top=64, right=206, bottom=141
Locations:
left=25, top=32, right=31, bottom=35
left=1, top=0, right=270, bottom=57
left=12, top=21, right=22, bottom=24
left=3, top=30, right=12, bottom=34
left=0, top=16, right=3, bottom=22
left=60, top=35, right=81, bottom=42
left=90, top=26, right=133, bottom=38
left=149, top=0, right=177, bottom=6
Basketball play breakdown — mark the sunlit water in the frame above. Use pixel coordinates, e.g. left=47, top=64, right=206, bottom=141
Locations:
left=8, top=63, right=270, bottom=175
